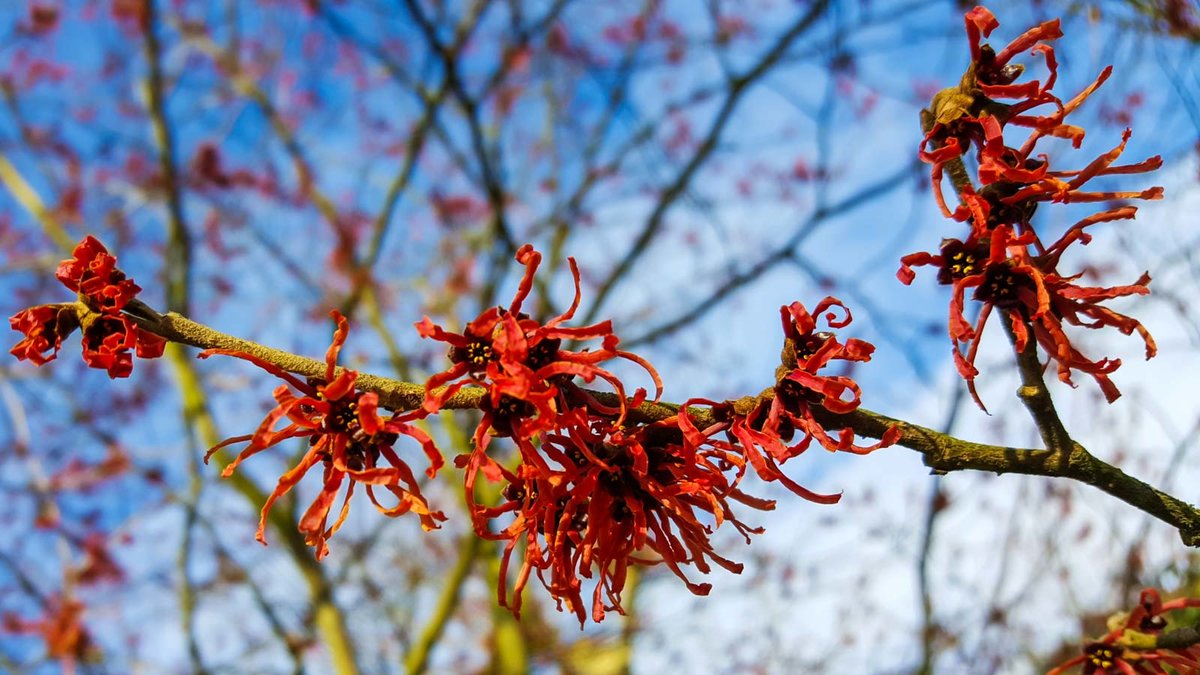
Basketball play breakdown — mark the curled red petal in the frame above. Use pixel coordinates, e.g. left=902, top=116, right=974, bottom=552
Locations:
left=324, top=310, right=350, bottom=381
left=964, top=6, right=999, bottom=61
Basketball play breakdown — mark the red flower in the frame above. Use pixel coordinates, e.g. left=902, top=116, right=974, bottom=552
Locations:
left=900, top=224, right=1154, bottom=406
left=9, top=304, right=78, bottom=366
left=418, top=244, right=660, bottom=419
left=1049, top=589, right=1200, bottom=674
left=80, top=314, right=166, bottom=379
left=677, top=397, right=834, bottom=506
left=416, top=244, right=661, bottom=531
left=191, top=142, right=259, bottom=190
left=677, top=299, right=899, bottom=507
left=963, top=7, right=1062, bottom=99
left=965, top=119, right=1162, bottom=249
left=487, top=413, right=768, bottom=624
left=921, top=8, right=1064, bottom=215
left=744, top=298, right=897, bottom=456
left=997, top=127, right=1163, bottom=208
left=55, top=236, right=142, bottom=313
left=920, top=7, right=1124, bottom=218
left=11, top=236, right=166, bottom=378
left=202, top=311, right=446, bottom=559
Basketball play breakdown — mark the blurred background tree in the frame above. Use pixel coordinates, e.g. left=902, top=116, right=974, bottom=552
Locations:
left=0, top=0, right=1198, bottom=672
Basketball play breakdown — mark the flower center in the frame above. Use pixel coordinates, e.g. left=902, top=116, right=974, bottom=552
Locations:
left=503, top=481, right=532, bottom=502
left=526, top=337, right=561, bottom=371
left=611, top=501, right=632, bottom=522
left=486, top=394, right=537, bottom=437
left=795, top=331, right=833, bottom=362
left=543, top=497, right=588, bottom=536
left=314, top=398, right=390, bottom=471
left=979, top=181, right=1038, bottom=229
left=936, top=239, right=985, bottom=285
left=496, top=395, right=534, bottom=419
left=974, top=44, right=1024, bottom=86
left=1084, top=643, right=1118, bottom=670
left=776, top=376, right=824, bottom=407
left=566, top=447, right=588, bottom=467
left=325, top=399, right=360, bottom=434
left=972, top=264, right=1029, bottom=308
left=464, top=339, right=493, bottom=367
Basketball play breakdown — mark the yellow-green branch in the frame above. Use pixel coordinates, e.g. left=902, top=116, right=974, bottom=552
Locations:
left=127, top=303, right=1200, bottom=548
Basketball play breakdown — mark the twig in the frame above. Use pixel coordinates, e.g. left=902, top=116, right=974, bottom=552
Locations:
left=625, top=162, right=917, bottom=348
left=142, top=0, right=191, bottom=317
left=0, top=153, right=74, bottom=252
left=1153, top=622, right=1200, bottom=650
left=582, top=0, right=833, bottom=325
left=1005, top=319, right=1074, bottom=453
left=401, top=0, right=519, bottom=266
left=404, top=533, right=483, bottom=674
left=198, top=517, right=308, bottom=675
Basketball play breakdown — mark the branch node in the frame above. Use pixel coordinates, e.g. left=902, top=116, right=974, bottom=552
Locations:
left=1182, top=528, right=1200, bottom=548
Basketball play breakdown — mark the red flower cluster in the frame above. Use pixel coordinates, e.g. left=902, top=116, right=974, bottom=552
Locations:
left=9, top=236, right=165, bottom=378
left=420, top=242, right=676, bottom=619
left=203, top=311, right=445, bottom=559
left=417, top=244, right=661, bottom=519
left=485, top=412, right=767, bottom=624
left=419, top=259, right=894, bottom=623
left=1049, top=588, right=1200, bottom=674
left=422, top=243, right=873, bottom=624
left=681, top=298, right=900, bottom=505
left=902, top=6, right=1160, bottom=406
